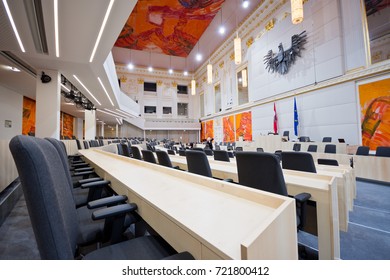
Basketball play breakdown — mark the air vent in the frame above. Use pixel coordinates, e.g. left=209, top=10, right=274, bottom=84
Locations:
left=24, top=0, right=48, bottom=54
left=0, top=51, right=36, bottom=77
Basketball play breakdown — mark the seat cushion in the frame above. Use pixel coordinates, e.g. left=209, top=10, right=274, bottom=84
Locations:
left=83, top=236, right=171, bottom=260
left=76, top=206, right=105, bottom=245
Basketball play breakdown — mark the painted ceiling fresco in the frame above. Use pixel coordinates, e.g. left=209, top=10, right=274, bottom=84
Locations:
left=115, top=0, right=225, bottom=57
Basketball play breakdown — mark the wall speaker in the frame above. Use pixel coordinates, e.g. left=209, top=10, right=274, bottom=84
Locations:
left=41, top=72, right=51, bottom=83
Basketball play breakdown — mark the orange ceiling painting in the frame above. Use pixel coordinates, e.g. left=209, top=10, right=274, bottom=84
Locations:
left=115, top=0, right=225, bottom=57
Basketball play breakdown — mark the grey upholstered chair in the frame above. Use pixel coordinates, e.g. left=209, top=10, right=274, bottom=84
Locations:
left=141, top=150, right=157, bottom=164
left=213, top=150, right=230, bottom=162
left=9, top=135, right=193, bottom=260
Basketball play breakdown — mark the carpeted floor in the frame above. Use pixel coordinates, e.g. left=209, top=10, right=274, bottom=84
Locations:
left=0, top=179, right=389, bottom=260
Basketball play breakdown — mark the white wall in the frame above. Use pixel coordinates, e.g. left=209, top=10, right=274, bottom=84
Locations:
left=0, top=86, right=23, bottom=140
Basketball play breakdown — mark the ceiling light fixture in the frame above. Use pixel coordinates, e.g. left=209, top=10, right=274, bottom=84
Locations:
left=291, top=0, right=304, bottom=24
left=73, top=75, right=101, bottom=106
left=61, top=83, right=70, bottom=92
left=54, top=0, right=59, bottom=57
left=168, top=55, right=173, bottom=74
left=242, top=68, right=247, bottom=87
left=6, top=66, right=21, bottom=72
left=104, top=108, right=128, bottom=118
left=218, top=8, right=225, bottom=35
left=196, top=42, right=202, bottom=61
left=98, top=77, right=114, bottom=106
left=191, top=79, right=196, bottom=95
left=234, top=6, right=242, bottom=65
left=242, top=0, right=249, bottom=8
left=127, top=50, right=134, bottom=69
left=148, top=51, right=153, bottom=72
left=183, top=71, right=188, bottom=76
left=116, top=108, right=137, bottom=118
left=97, top=108, right=123, bottom=119
left=3, top=0, right=25, bottom=52
left=89, top=0, right=115, bottom=62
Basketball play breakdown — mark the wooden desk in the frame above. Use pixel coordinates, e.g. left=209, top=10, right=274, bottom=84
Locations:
left=80, top=149, right=298, bottom=260
left=169, top=155, right=340, bottom=260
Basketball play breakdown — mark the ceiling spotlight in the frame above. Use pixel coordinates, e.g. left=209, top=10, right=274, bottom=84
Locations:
left=6, top=66, right=21, bottom=72
left=218, top=26, right=225, bottom=35
left=196, top=53, right=202, bottom=61
left=127, top=63, right=134, bottom=70
left=183, top=71, right=188, bottom=76
left=148, top=66, right=153, bottom=72
left=168, top=68, right=173, bottom=74
left=242, top=0, right=249, bottom=8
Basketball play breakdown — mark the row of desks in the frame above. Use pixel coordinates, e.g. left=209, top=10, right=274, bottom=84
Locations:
left=80, top=149, right=298, bottom=260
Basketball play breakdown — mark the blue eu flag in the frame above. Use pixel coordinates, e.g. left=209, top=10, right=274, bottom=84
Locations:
left=294, top=97, right=299, bottom=136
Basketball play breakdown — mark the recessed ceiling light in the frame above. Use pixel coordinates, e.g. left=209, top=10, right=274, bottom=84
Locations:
left=127, top=63, right=134, bottom=70
left=98, top=77, right=114, bottom=106
left=242, top=0, right=249, bottom=8
left=218, top=26, right=226, bottom=35
left=2, top=0, right=25, bottom=52
left=168, top=69, right=173, bottom=74
left=183, top=71, right=188, bottom=76
left=148, top=66, right=153, bottom=72
left=73, top=75, right=101, bottom=106
left=196, top=53, right=202, bottom=61
left=6, top=66, right=21, bottom=72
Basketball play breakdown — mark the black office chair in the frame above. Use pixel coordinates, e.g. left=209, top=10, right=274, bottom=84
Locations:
left=235, top=152, right=311, bottom=231
left=307, top=145, right=317, bottom=152
left=375, top=146, right=390, bottom=157
left=130, top=146, right=142, bottom=160
left=281, top=152, right=317, bottom=173
left=293, top=143, right=301, bottom=151
left=117, top=144, right=124, bottom=156
left=185, top=150, right=212, bottom=177
left=256, top=147, right=264, bottom=152
left=141, top=150, right=157, bottom=164
left=121, top=143, right=131, bottom=157
left=317, top=158, right=339, bottom=166
left=155, top=150, right=180, bottom=169
left=324, top=144, right=336, bottom=154
left=283, top=131, right=290, bottom=140
left=235, top=147, right=243, bottom=152
left=299, top=136, right=310, bottom=142
left=355, top=146, right=369, bottom=156
left=12, top=135, right=194, bottom=260
left=167, top=149, right=175, bottom=155
left=178, top=149, right=186, bottom=156
left=322, top=137, right=332, bottom=142
left=213, top=150, right=230, bottom=162
left=204, top=149, right=213, bottom=156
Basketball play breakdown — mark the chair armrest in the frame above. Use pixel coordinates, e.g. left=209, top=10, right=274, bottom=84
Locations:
left=77, top=177, right=103, bottom=186
left=81, top=180, right=110, bottom=189
left=74, top=167, right=94, bottom=172
left=72, top=163, right=90, bottom=168
left=92, top=203, right=138, bottom=220
left=294, top=192, right=311, bottom=203
left=223, top=178, right=234, bottom=183
left=87, top=195, right=128, bottom=209
left=73, top=170, right=95, bottom=177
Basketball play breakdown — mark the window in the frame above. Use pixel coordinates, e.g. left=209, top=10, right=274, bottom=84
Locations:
left=177, top=103, right=188, bottom=116
left=144, top=82, right=157, bottom=92
left=177, top=85, right=188, bottom=94
left=364, top=1, right=390, bottom=64
left=237, top=67, right=248, bottom=105
left=144, top=106, right=156, bottom=114
left=163, top=107, right=172, bottom=114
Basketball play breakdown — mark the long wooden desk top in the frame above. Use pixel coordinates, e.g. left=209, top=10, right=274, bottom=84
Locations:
left=168, top=154, right=340, bottom=260
left=80, top=149, right=298, bottom=260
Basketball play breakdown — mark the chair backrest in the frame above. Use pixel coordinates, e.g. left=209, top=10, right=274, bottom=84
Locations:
left=236, top=152, right=287, bottom=196
left=283, top=131, right=289, bottom=140
left=293, top=143, right=301, bottom=151
left=204, top=149, right=213, bottom=156
left=213, top=150, right=230, bottom=162
left=156, top=150, right=173, bottom=168
left=117, top=144, right=124, bottom=155
left=324, top=144, right=336, bottom=154
left=9, top=135, right=79, bottom=259
left=185, top=150, right=212, bottom=177
left=121, top=143, right=131, bottom=157
left=76, top=139, right=82, bottom=150
left=167, top=149, right=175, bottom=155
left=130, top=146, right=142, bottom=160
left=235, top=146, right=243, bottom=152
left=256, top=147, right=264, bottom=152
left=142, top=150, right=157, bottom=164
left=192, top=147, right=204, bottom=152
left=356, top=146, right=369, bottom=156
left=307, top=144, right=317, bottom=152
left=83, top=141, right=89, bottom=149
left=299, top=136, right=310, bottom=142
left=322, top=137, right=332, bottom=142
left=375, top=146, right=390, bottom=157
left=281, top=151, right=317, bottom=173
left=178, top=149, right=186, bottom=156
left=317, top=158, right=339, bottom=166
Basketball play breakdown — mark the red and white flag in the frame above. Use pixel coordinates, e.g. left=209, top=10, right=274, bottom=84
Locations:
left=273, top=102, right=278, bottom=134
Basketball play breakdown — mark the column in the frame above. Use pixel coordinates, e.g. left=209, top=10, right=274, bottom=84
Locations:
left=115, top=124, right=119, bottom=138
left=73, top=118, right=84, bottom=139
left=100, top=122, right=105, bottom=138
left=35, top=70, right=61, bottom=139
left=85, top=110, right=96, bottom=140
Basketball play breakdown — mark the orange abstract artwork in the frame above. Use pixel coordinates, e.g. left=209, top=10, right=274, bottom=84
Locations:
left=115, top=0, right=225, bottom=57
left=223, top=115, right=235, bottom=142
left=22, top=97, right=36, bottom=135
left=205, top=120, right=214, bottom=139
left=61, top=112, right=74, bottom=139
left=235, top=111, right=252, bottom=141
left=359, top=78, right=390, bottom=150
